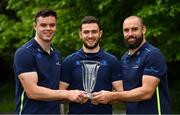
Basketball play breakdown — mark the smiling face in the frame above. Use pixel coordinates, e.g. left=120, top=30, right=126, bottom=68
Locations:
left=123, top=16, right=146, bottom=49
left=34, top=16, right=56, bottom=42
left=79, top=23, right=102, bottom=50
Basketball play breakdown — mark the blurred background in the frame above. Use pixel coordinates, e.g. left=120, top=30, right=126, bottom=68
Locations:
left=0, top=0, right=180, bottom=113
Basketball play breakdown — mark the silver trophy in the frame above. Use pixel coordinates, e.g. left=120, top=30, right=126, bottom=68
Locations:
left=80, top=60, right=101, bottom=98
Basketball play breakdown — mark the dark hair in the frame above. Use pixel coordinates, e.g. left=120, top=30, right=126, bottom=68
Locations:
left=80, top=16, right=101, bottom=30
left=34, top=8, right=57, bottom=23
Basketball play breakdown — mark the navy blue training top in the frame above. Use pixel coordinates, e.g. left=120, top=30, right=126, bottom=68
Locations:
left=13, top=39, right=61, bottom=114
left=121, top=42, right=171, bottom=114
left=61, top=48, right=122, bottom=114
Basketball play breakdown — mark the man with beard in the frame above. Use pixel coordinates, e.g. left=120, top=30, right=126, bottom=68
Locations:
left=60, top=16, right=122, bottom=114
left=92, top=16, right=171, bottom=114
left=13, top=9, right=87, bottom=114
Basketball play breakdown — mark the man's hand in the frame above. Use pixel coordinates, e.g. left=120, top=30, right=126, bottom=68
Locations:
left=66, top=90, right=88, bottom=104
left=91, top=90, right=113, bottom=105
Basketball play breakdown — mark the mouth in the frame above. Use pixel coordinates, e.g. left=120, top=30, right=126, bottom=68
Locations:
left=127, top=37, right=136, bottom=42
left=44, top=32, right=54, bottom=37
left=87, top=39, right=94, bottom=42
left=87, top=39, right=96, bottom=45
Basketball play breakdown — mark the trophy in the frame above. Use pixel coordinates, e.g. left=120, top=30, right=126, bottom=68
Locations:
left=80, top=60, right=101, bottom=98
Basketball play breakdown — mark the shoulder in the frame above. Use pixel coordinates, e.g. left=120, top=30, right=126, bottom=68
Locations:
left=145, top=43, right=158, bottom=52
left=65, top=51, right=79, bottom=59
left=14, top=40, right=37, bottom=62
left=142, top=43, right=166, bottom=65
left=103, top=51, right=119, bottom=60
left=102, top=51, right=120, bottom=65
left=15, top=41, right=34, bottom=57
left=62, top=51, right=81, bottom=70
left=63, top=51, right=79, bottom=62
left=144, top=43, right=164, bottom=57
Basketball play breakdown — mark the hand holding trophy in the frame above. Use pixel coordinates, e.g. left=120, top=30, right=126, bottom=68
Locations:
left=80, top=60, right=101, bottom=98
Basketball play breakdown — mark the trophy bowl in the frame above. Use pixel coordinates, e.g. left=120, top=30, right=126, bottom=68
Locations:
left=80, top=60, right=101, bottom=98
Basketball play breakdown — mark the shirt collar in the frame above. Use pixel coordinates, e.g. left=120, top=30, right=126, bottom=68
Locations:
left=127, top=42, right=149, bottom=58
left=31, top=38, right=55, bottom=54
left=77, top=48, right=103, bottom=59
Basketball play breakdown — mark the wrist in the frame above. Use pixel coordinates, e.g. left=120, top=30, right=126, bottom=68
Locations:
left=65, top=90, right=71, bottom=100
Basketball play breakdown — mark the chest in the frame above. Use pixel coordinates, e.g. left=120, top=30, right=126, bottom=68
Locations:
left=34, top=52, right=61, bottom=82
left=121, top=56, right=145, bottom=88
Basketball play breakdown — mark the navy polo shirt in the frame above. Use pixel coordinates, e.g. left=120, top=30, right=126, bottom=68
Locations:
left=13, top=39, right=61, bottom=114
left=121, top=42, right=170, bottom=114
left=61, top=48, right=122, bottom=114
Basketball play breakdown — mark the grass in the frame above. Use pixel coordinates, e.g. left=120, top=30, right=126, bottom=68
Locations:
left=0, top=83, right=15, bottom=113
left=0, top=101, right=15, bottom=113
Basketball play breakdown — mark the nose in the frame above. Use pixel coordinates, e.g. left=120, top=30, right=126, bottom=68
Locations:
left=127, top=30, right=133, bottom=36
left=88, top=31, right=94, bottom=38
left=46, top=25, right=51, bottom=30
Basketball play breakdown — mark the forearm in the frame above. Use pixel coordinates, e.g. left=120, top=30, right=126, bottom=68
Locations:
left=111, top=87, right=153, bottom=102
left=111, top=76, right=159, bottom=102
left=26, top=85, right=69, bottom=101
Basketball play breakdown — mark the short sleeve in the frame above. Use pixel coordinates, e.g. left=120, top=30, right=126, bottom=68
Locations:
left=143, top=50, right=167, bottom=79
left=13, top=48, right=36, bottom=76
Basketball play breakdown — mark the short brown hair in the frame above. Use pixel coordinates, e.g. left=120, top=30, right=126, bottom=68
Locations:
left=34, top=8, right=57, bottom=23
left=80, top=16, right=101, bottom=30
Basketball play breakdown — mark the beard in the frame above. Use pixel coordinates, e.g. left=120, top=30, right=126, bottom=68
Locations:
left=124, top=33, right=144, bottom=49
left=83, top=40, right=100, bottom=49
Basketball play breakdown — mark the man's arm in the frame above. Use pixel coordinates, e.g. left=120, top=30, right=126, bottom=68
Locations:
left=112, top=80, right=123, bottom=92
left=59, top=81, right=69, bottom=90
left=59, top=81, right=71, bottom=103
left=92, top=75, right=159, bottom=104
left=109, top=80, right=123, bottom=104
left=19, top=72, right=86, bottom=102
left=113, top=75, right=160, bottom=101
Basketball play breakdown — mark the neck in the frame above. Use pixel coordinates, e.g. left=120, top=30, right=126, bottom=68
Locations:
left=82, top=45, right=100, bottom=53
left=34, top=36, right=51, bottom=54
left=128, top=39, right=146, bottom=56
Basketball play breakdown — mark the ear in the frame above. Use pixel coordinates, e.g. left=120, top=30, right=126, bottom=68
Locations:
left=33, top=22, right=36, bottom=31
left=79, top=31, right=82, bottom=39
left=100, top=30, right=103, bottom=38
left=142, top=26, right=146, bottom=34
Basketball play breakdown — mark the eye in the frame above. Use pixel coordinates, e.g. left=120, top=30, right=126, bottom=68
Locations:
left=92, top=30, right=98, bottom=34
left=49, top=23, right=56, bottom=28
left=123, top=28, right=129, bottom=33
left=131, top=27, right=138, bottom=32
left=83, top=30, right=90, bottom=34
left=40, top=23, right=47, bottom=27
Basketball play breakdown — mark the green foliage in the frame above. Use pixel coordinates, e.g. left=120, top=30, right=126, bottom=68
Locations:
left=0, top=0, right=179, bottom=61
left=137, top=0, right=180, bottom=62
left=1, top=0, right=179, bottom=61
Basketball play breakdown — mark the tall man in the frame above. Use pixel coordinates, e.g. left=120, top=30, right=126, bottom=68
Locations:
left=92, top=15, right=171, bottom=114
left=60, top=16, right=122, bottom=114
left=13, top=9, right=86, bottom=114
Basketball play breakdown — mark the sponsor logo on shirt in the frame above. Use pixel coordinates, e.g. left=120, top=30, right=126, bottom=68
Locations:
left=56, top=62, right=61, bottom=66
left=132, top=65, right=139, bottom=69
left=36, top=53, right=42, bottom=58
left=101, top=60, right=108, bottom=66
